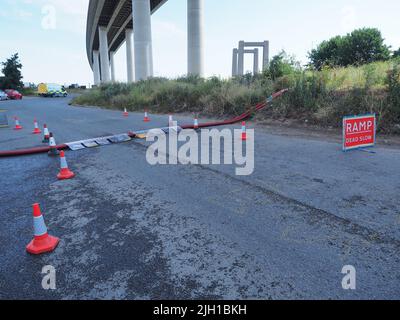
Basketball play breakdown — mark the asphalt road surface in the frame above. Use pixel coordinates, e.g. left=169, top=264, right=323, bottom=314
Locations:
left=0, top=96, right=399, bottom=300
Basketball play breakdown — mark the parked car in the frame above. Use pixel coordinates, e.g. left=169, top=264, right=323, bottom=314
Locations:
left=5, top=89, right=23, bottom=100
left=0, top=90, right=8, bottom=101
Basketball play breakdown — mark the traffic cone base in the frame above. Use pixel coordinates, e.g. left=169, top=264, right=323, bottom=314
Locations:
left=14, top=126, right=22, bottom=130
left=26, top=234, right=60, bottom=255
left=57, top=168, right=75, bottom=180
left=48, top=148, right=60, bottom=156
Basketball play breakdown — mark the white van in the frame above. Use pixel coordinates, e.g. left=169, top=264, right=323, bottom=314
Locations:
left=38, top=83, right=68, bottom=97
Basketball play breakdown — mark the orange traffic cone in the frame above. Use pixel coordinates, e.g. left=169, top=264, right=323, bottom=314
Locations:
left=143, top=110, right=150, bottom=122
left=123, top=108, right=129, bottom=117
left=26, top=203, right=60, bottom=255
left=57, top=151, right=75, bottom=180
left=14, top=117, right=22, bottom=130
left=32, top=118, right=41, bottom=134
left=42, top=124, right=50, bottom=143
left=194, top=117, right=199, bottom=130
left=241, top=122, right=247, bottom=141
left=48, top=133, right=60, bottom=157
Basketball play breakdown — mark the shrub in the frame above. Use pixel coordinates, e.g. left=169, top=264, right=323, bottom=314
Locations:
left=266, top=51, right=300, bottom=80
left=285, top=72, right=328, bottom=114
left=386, top=62, right=400, bottom=124
left=309, top=28, right=391, bottom=69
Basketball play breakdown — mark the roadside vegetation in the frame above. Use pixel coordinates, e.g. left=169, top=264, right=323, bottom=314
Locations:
left=73, top=28, right=400, bottom=134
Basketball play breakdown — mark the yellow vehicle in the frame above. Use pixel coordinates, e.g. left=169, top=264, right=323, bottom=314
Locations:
left=38, top=83, right=68, bottom=97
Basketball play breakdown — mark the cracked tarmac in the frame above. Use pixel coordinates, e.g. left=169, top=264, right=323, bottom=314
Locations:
left=0, top=96, right=399, bottom=299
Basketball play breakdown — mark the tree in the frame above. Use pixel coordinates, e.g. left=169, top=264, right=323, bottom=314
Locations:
left=394, top=48, right=400, bottom=58
left=0, top=53, right=23, bottom=90
left=341, top=28, right=391, bottom=65
left=309, top=28, right=391, bottom=69
left=309, top=36, right=343, bottom=70
left=267, top=50, right=300, bottom=80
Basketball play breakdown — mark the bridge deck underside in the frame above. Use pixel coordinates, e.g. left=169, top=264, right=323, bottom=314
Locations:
left=87, top=0, right=166, bottom=66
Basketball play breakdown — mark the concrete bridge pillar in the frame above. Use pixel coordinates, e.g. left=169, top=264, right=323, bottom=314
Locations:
left=253, top=48, right=259, bottom=74
left=132, top=0, right=153, bottom=81
left=93, top=50, right=101, bottom=86
left=232, top=48, right=238, bottom=77
left=125, top=29, right=135, bottom=83
left=110, top=51, right=116, bottom=82
left=262, top=40, right=270, bottom=71
left=187, top=0, right=204, bottom=77
left=237, top=41, right=245, bottom=76
left=99, top=26, right=111, bottom=83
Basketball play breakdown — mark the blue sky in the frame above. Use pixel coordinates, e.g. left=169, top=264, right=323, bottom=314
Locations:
left=0, top=0, right=399, bottom=86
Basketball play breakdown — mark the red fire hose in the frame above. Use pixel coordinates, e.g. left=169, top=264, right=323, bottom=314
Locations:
left=0, top=89, right=288, bottom=158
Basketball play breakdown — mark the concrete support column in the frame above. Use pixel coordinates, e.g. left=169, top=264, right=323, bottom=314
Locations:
left=110, top=51, right=116, bottom=82
left=262, top=40, right=270, bottom=71
left=132, top=0, right=153, bottom=81
left=232, top=48, right=238, bottom=77
left=125, top=29, right=135, bottom=83
left=253, top=48, right=259, bottom=74
left=93, top=51, right=101, bottom=85
left=99, top=26, right=111, bottom=83
left=187, top=0, right=204, bottom=77
left=238, top=41, right=245, bottom=76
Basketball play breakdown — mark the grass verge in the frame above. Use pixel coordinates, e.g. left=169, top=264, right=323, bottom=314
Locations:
left=72, top=60, right=400, bottom=134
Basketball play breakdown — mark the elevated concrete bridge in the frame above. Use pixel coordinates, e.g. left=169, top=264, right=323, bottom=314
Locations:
left=86, top=0, right=204, bottom=84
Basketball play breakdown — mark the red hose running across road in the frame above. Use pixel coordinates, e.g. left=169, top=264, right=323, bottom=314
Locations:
left=0, top=89, right=288, bottom=158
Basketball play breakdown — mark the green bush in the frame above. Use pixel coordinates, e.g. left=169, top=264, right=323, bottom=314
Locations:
left=285, top=72, right=328, bottom=114
left=20, top=87, right=36, bottom=96
left=309, top=28, right=391, bottom=70
left=266, top=51, right=300, bottom=81
left=386, top=62, right=400, bottom=125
